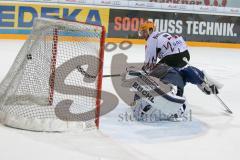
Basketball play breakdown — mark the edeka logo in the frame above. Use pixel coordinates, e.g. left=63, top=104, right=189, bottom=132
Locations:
left=0, top=3, right=109, bottom=31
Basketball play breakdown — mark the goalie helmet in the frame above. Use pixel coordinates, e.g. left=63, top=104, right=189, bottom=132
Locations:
left=138, top=21, right=155, bottom=38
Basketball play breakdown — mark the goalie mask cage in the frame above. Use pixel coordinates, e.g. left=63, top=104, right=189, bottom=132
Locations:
left=0, top=18, right=105, bottom=131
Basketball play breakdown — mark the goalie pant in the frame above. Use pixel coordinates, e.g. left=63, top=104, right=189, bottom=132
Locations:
left=149, top=64, right=206, bottom=96
left=161, top=65, right=219, bottom=96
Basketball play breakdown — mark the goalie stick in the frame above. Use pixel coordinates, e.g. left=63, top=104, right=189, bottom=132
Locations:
left=77, top=66, right=121, bottom=78
left=183, top=57, right=233, bottom=114
left=103, top=74, right=121, bottom=78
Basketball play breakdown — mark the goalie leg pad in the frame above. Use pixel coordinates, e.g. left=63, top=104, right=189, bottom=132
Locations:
left=132, top=99, right=157, bottom=121
left=132, top=94, right=188, bottom=122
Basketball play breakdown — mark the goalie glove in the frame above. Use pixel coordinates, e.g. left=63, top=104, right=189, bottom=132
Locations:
left=198, top=82, right=219, bottom=95
left=198, top=70, right=223, bottom=95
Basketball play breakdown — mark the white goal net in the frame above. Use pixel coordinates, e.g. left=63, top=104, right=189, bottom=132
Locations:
left=0, top=18, right=105, bottom=131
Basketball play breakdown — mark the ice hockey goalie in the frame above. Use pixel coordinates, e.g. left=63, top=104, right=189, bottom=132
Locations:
left=121, top=63, right=221, bottom=122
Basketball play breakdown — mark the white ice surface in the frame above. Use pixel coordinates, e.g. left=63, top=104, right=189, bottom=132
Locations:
left=0, top=40, right=240, bottom=160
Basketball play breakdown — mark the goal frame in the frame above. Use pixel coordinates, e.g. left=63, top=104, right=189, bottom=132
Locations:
left=49, top=19, right=106, bottom=129
left=0, top=18, right=106, bottom=131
